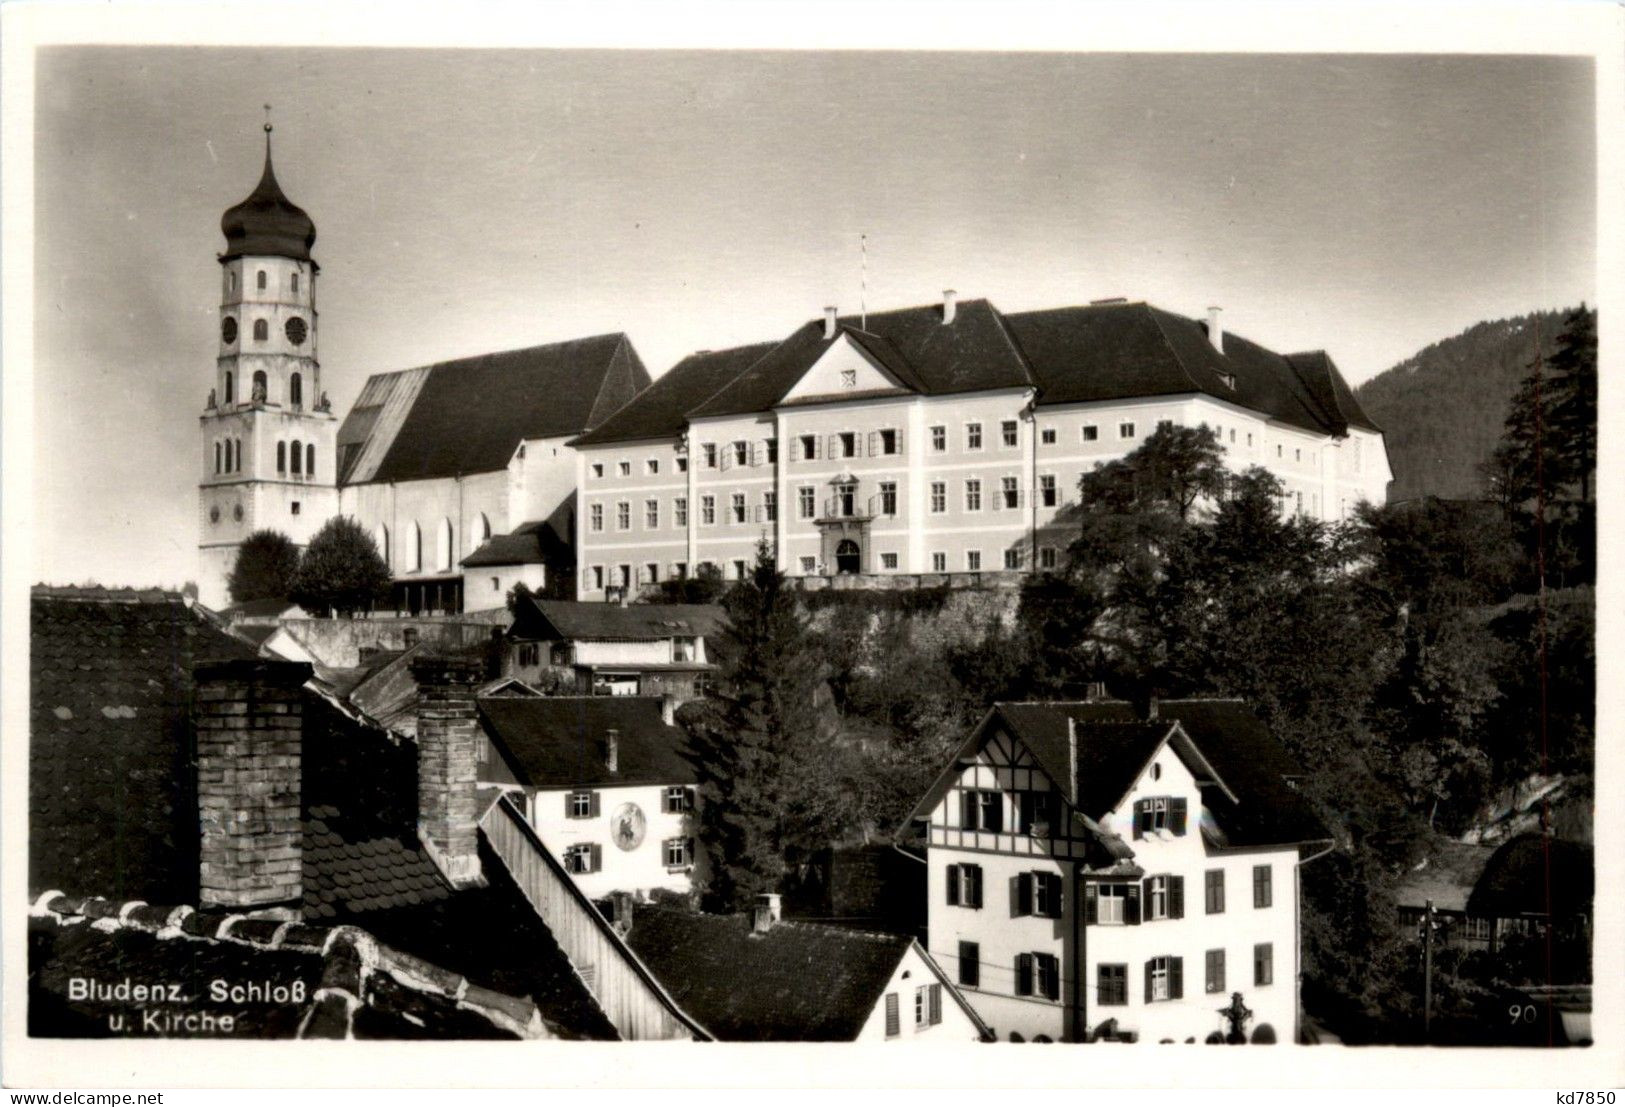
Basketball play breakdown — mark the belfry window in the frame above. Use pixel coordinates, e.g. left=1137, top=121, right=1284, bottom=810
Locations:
left=256, top=270, right=267, bottom=291
left=234, top=439, right=243, bottom=472
left=276, top=442, right=286, bottom=473
left=291, top=272, right=300, bottom=294
left=252, top=370, right=268, bottom=401
left=291, top=439, right=303, bottom=475
left=290, top=373, right=303, bottom=409
left=214, top=442, right=222, bottom=474
left=306, top=444, right=315, bottom=478
left=253, top=319, right=268, bottom=342
left=224, top=372, right=234, bottom=405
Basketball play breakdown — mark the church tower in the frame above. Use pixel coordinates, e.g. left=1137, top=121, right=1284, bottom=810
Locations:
left=198, top=124, right=339, bottom=610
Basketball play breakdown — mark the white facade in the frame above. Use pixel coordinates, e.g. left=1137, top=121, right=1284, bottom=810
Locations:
left=853, top=941, right=990, bottom=1042
left=504, top=779, right=702, bottom=901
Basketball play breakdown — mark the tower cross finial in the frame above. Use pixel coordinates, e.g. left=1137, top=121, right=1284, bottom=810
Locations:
left=263, top=103, right=273, bottom=133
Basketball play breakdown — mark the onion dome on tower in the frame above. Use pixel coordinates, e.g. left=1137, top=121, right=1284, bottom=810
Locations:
left=220, top=123, right=316, bottom=262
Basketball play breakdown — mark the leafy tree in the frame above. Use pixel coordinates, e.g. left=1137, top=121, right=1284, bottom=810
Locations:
left=289, top=516, right=392, bottom=618
left=1079, top=421, right=1228, bottom=521
left=650, top=561, right=726, bottom=605
left=227, top=529, right=300, bottom=605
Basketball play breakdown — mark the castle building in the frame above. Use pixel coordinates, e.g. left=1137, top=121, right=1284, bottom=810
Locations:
left=570, top=294, right=1392, bottom=598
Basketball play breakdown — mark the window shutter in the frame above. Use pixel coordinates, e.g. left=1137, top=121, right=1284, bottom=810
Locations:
left=1083, top=883, right=1098, bottom=925
left=960, top=790, right=977, bottom=829
left=968, top=865, right=983, bottom=909
left=1170, top=875, right=1185, bottom=920
left=1170, top=957, right=1184, bottom=1000
left=813, top=435, right=823, bottom=459
left=929, top=983, right=942, bottom=1025
left=867, top=431, right=879, bottom=456
left=588, top=791, right=601, bottom=818
left=720, top=448, right=732, bottom=471
left=1015, top=873, right=1033, bottom=917
left=1125, top=883, right=1141, bottom=925
left=1144, top=960, right=1154, bottom=1004
left=1132, top=800, right=1146, bottom=839
left=827, top=434, right=839, bottom=461
left=1016, top=954, right=1033, bottom=997
left=885, top=993, right=900, bottom=1038
left=1171, top=797, right=1188, bottom=835
left=789, top=437, right=801, bottom=462
left=565, top=793, right=575, bottom=817
left=895, top=427, right=905, bottom=454
left=946, top=865, right=960, bottom=906
left=589, top=843, right=602, bottom=873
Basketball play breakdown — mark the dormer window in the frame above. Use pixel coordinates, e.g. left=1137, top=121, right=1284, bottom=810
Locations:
left=1132, top=796, right=1187, bottom=838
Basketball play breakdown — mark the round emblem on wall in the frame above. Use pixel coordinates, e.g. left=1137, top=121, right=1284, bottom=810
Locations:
left=221, top=316, right=238, bottom=345
left=233, top=504, right=244, bottom=522
left=284, top=316, right=308, bottom=346
left=209, top=505, right=220, bottom=523
left=610, top=803, right=647, bottom=852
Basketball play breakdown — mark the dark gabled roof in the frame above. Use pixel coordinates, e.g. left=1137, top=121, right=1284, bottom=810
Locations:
left=1284, top=350, right=1383, bottom=434
left=1467, top=834, right=1593, bottom=920
left=615, top=905, right=915, bottom=1040
left=510, top=596, right=725, bottom=642
left=353, top=334, right=650, bottom=484
left=478, top=696, right=696, bottom=789
left=685, top=298, right=1034, bottom=419
left=30, top=586, right=264, bottom=904
left=571, top=341, right=780, bottom=447
left=461, top=519, right=572, bottom=568
left=993, top=708, right=1181, bottom=820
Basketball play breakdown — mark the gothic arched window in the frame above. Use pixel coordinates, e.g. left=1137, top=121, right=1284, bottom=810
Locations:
left=291, top=272, right=300, bottom=294
left=290, top=373, right=303, bottom=409
left=214, top=442, right=222, bottom=474
left=306, top=443, right=315, bottom=477
left=234, top=439, right=242, bottom=472
left=276, top=442, right=286, bottom=473
left=290, top=439, right=303, bottom=475
left=253, top=319, right=268, bottom=342
left=409, top=522, right=423, bottom=572
left=375, top=524, right=390, bottom=565
left=257, top=269, right=267, bottom=291
left=436, top=518, right=454, bottom=572
left=478, top=513, right=491, bottom=542
left=224, top=372, right=234, bottom=405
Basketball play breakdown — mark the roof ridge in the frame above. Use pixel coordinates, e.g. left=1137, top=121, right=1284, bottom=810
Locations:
left=981, top=299, right=1041, bottom=391
left=1143, top=304, right=1210, bottom=396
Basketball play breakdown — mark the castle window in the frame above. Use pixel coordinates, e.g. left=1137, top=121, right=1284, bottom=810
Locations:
left=306, top=444, right=315, bottom=477
left=290, top=373, right=303, bottom=409
left=290, top=502, right=301, bottom=516
left=291, top=440, right=303, bottom=475
left=277, top=442, right=286, bottom=473
left=256, top=269, right=266, bottom=291
left=224, top=372, right=234, bottom=405
left=253, top=319, right=268, bottom=342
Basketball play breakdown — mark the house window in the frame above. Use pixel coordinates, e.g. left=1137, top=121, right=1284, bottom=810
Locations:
left=960, top=789, right=1003, bottom=832
left=1094, top=883, right=1130, bottom=925
left=732, top=441, right=748, bottom=467
left=1277, top=444, right=1283, bottom=458
left=837, top=432, right=857, bottom=458
left=276, top=442, right=286, bottom=473
left=930, top=552, right=946, bottom=572
left=930, top=426, right=946, bottom=452
left=677, top=456, right=689, bottom=473
left=916, top=984, right=942, bottom=1028
left=730, top=493, right=746, bottom=524
left=958, top=941, right=980, bottom=988
left=1133, top=796, right=1187, bottom=837
left=884, top=993, right=900, bottom=1038
left=763, top=491, right=777, bottom=522
left=800, top=556, right=817, bottom=573
left=1254, top=943, right=1274, bottom=986
left=1016, top=871, right=1063, bottom=918
left=517, top=643, right=540, bottom=667
left=703, top=443, right=718, bottom=469
left=290, top=502, right=301, bottom=515
left=591, top=463, right=604, bottom=479
left=944, top=862, right=983, bottom=908
left=1016, top=953, right=1059, bottom=1001
left=591, top=566, right=604, bottom=591
left=798, top=486, right=815, bottom=519
left=1097, top=964, right=1128, bottom=1006
left=1295, top=448, right=1302, bottom=462
left=674, top=497, right=688, bottom=527
left=612, top=501, right=630, bottom=531
left=798, top=433, right=818, bottom=460
left=1206, top=869, right=1226, bottom=914
left=879, top=481, right=897, bottom=516
left=1247, top=433, right=1254, bottom=447
left=701, top=495, right=716, bottom=526
left=618, top=564, right=632, bottom=588
left=1002, top=548, right=1020, bottom=570
left=966, top=423, right=982, bottom=450
left=1146, top=955, right=1181, bottom=1002
left=663, top=837, right=693, bottom=868
left=1253, top=864, right=1273, bottom=908
left=1145, top=874, right=1185, bottom=921
left=646, top=459, right=659, bottom=475
left=1016, top=790, right=1056, bottom=835
left=1119, top=422, right=1135, bottom=439
left=490, top=576, right=501, bottom=593
left=618, top=461, right=631, bottom=477
left=567, top=790, right=599, bottom=819
left=663, top=786, right=695, bottom=813
left=1039, top=474, right=1056, bottom=507
left=589, top=504, right=603, bottom=533
left=964, top=479, right=982, bottom=512
left=1001, top=477, right=1019, bottom=510
left=1041, top=428, right=1056, bottom=445
left=966, top=550, right=982, bottom=572
left=766, top=438, right=778, bottom=464
left=881, top=553, right=898, bottom=570
left=874, top=428, right=897, bottom=455
left=1229, top=428, right=1237, bottom=443
left=645, top=500, right=659, bottom=529
left=930, top=482, right=946, bottom=514
left=1039, top=547, right=1058, bottom=570
left=644, top=562, right=660, bottom=585
left=1206, top=949, right=1226, bottom=994
left=835, top=482, right=856, bottom=517
left=732, top=559, right=747, bottom=580
left=672, top=562, right=688, bottom=580
left=1001, top=420, right=1018, bottom=447
left=1082, top=424, right=1098, bottom=442
left=564, top=844, right=601, bottom=875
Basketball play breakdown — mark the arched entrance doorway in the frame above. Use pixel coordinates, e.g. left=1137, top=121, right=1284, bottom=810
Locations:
left=835, top=539, right=860, bottom=574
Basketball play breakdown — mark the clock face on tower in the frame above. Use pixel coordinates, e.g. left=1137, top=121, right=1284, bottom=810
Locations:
left=221, top=317, right=238, bottom=345
left=285, top=316, right=308, bottom=345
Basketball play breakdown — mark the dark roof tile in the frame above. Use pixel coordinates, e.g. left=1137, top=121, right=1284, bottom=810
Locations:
left=478, top=696, right=695, bottom=789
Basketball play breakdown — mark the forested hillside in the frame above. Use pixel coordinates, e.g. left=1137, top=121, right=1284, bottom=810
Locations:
left=1356, top=308, right=1581, bottom=501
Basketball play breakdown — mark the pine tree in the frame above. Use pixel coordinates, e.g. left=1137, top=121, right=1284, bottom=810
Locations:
left=289, top=517, right=392, bottom=618
left=226, top=529, right=300, bottom=605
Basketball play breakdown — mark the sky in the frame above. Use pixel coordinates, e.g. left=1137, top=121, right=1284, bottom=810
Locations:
left=30, top=48, right=1595, bottom=589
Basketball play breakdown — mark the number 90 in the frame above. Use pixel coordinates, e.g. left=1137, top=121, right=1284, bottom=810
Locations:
left=1508, top=1003, right=1536, bottom=1024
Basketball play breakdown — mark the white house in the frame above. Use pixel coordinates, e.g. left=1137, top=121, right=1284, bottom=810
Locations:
left=504, top=596, right=724, bottom=701
left=906, top=696, right=1332, bottom=1044
left=475, top=694, right=702, bottom=900
left=571, top=294, right=1392, bottom=597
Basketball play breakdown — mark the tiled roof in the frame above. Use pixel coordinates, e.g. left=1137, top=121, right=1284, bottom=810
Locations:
left=571, top=341, right=780, bottom=447
left=461, top=519, right=571, bottom=568
left=30, top=586, right=263, bottom=904
left=1467, top=834, right=1593, bottom=919
left=346, top=334, right=650, bottom=484
left=29, top=893, right=552, bottom=1039
left=479, top=695, right=695, bottom=789
left=1285, top=351, right=1382, bottom=435
left=995, top=709, right=1179, bottom=819
left=301, top=805, right=452, bottom=920
left=615, top=904, right=914, bottom=1040
left=510, top=596, right=725, bottom=642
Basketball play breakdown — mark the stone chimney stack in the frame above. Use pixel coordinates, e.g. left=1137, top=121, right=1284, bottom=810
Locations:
left=752, top=892, right=782, bottom=934
left=942, top=289, right=958, bottom=325
left=194, top=658, right=313, bottom=912
left=1206, top=306, right=1224, bottom=354
left=823, top=306, right=839, bottom=340
left=605, top=728, right=620, bottom=774
left=411, top=655, right=487, bottom=889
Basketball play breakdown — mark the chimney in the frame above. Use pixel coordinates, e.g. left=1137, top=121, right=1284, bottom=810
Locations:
left=752, top=892, right=782, bottom=934
left=1206, top=306, right=1224, bottom=354
left=609, top=890, right=635, bottom=937
left=1146, top=695, right=1159, bottom=721
left=660, top=694, right=677, bottom=727
left=942, top=289, right=958, bottom=325
left=1067, top=717, right=1079, bottom=808
left=411, top=655, right=487, bottom=889
left=605, top=728, right=620, bottom=774
left=823, top=306, right=839, bottom=340
left=194, top=658, right=313, bottom=913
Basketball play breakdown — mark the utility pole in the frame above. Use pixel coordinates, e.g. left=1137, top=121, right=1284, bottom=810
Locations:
left=1423, top=898, right=1434, bottom=1040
